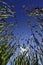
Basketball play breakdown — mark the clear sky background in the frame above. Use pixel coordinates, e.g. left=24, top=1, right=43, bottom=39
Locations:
left=1, top=0, right=43, bottom=65
left=3, top=0, right=43, bottom=46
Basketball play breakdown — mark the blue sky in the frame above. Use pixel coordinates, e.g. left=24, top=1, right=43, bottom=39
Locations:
left=1, top=0, right=43, bottom=65
left=3, top=0, right=43, bottom=52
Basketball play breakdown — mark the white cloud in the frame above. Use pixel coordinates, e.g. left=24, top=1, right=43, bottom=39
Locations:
left=20, top=46, right=27, bottom=53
